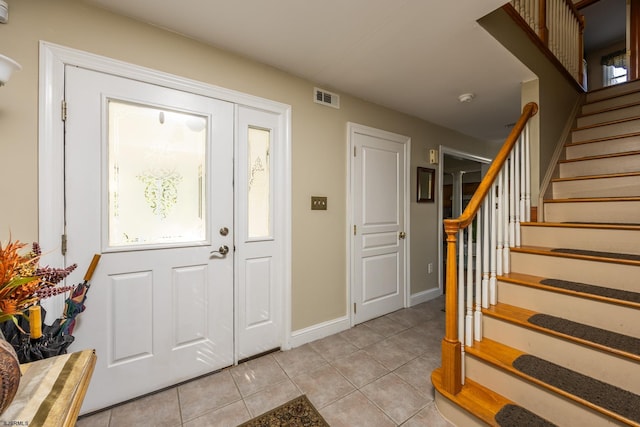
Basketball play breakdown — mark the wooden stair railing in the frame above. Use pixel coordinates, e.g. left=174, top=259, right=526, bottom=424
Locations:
left=507, top=0, right=585, bottom=89
left=440, top=102, right=539, bottom=395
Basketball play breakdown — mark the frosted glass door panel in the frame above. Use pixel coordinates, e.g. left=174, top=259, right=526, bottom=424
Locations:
left=247, top=127, right=271, bottom=239
left=108, top=100, right=207, bottom=248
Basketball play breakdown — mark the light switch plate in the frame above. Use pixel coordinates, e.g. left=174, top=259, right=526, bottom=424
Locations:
left=311, top=196, right=327, bottom=210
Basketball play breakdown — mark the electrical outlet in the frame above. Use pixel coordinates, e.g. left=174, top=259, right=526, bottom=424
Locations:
left=428, top=262, right=433, bottom=274
left=311, top=196, right=327, bottom=210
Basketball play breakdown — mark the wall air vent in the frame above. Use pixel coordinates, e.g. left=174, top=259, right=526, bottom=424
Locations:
left=314, top=87, right=340, bottom=109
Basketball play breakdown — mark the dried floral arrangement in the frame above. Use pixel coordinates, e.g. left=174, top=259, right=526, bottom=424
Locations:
left=0, top=239, right=77, bottom=324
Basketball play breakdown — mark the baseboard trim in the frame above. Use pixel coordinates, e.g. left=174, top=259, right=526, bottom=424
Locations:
left=410, top=287, right=442, bottom=306
left=289, top=315, right=350, bottom=348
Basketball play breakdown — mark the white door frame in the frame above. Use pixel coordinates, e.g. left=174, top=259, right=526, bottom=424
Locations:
left=347, top=122, right=410, bottom=326
left=37, top=41, right=293, bottom=356
left=437, top=146, right=491, bottom=290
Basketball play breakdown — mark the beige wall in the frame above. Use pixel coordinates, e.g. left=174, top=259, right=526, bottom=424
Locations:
left=0, top=0, right=497, bottom=331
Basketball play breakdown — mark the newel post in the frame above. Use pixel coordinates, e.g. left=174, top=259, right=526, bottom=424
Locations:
left=538, top=0, right=548, bottom=46
left=441, top=219, right=462, bottom=394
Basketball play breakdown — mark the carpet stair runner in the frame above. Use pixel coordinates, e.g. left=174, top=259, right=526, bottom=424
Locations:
left=433, top=80, right=640, bottom=425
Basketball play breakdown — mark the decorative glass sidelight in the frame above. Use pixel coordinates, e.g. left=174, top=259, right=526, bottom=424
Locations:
left=247, top=127, right=271, bottom=239
left=107, top=100, right=207, bottom=247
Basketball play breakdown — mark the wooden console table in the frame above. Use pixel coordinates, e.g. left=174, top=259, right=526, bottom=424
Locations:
left=0, top=349, right=96, bottom=426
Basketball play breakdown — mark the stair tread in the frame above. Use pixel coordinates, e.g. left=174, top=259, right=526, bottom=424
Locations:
left=586, top=87, right=640, bottom=104
left=433, top=368, right=558, bottom=427
left=579, top=100, right=640, bottom=119
left=500, top=272, right=640, bottom=309
left=511, top=245, right=640, bottom=266
left=565, top=131, right=640, bottom=146
left=543, top=196, right=640, bottom=203
left=467, top=338, right=640, bottom=425
left=572, top=115, right=640, bottom=132
left=559, top=149, right=640, bottom=163
left=551, top=171, right=640, bottom=182
left=485, top=302, right=640, bottom=361
left=432, top=368, right=507, bottom=427
left=521, top=221, right=640, bottom=231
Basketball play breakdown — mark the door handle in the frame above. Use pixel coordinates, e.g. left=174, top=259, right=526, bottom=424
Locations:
left=210, top=245, right=229, bottom=256
left=399, top=231, right=406, bottom=240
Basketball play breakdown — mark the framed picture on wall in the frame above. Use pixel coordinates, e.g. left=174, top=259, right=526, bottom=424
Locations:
left=417, top=167, right=435, bottom=203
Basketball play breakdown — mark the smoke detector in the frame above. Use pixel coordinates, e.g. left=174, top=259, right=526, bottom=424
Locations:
left=458, top=93, right=475, bottom=103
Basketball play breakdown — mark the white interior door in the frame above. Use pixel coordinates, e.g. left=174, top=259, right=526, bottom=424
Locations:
left=350, top=123, right=409, bottom=324
left=64, top=66, right=234, bottom=411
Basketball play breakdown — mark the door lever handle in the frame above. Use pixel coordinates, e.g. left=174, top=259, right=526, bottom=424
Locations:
left=210, top=245, right=229, bottom=256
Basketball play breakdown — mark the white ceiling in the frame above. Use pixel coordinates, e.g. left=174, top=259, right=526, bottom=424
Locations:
left=81, top=0, right=536, bottom=142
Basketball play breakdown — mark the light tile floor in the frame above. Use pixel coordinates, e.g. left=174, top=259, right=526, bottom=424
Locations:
left=76, top=296, right=453, bottom=426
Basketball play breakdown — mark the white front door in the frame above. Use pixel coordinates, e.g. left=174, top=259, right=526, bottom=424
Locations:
left=350, top=123, right=409, bottom=324
left=64, top=66, right=234, bottom=411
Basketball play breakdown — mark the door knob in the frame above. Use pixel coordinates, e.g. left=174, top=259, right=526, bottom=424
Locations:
left=219, top=227, right=229, bottom=236
left=210, top=245, right=229, bottom=256
left=399, top=231, right=406, bottom=240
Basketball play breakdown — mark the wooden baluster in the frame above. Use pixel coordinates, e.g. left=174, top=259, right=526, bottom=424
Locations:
left=481, top=198, right=490, bottom=309
left=538, top=0, right=548, bottom=46
left=503, top=160, right=511, bottom=274
left=465, top=222, right=474, bottom=348
left=515, top=137, right=521, bottom=247
left=509, top=153, right=516, bottom=249
left=524, top=124, right=531, bottom=221
left=475, top=208, right=483, bottom=341
left=496, top=169, right=504, bottom=277
left=442, top=221, right=461, bottom=395
left=489, top=183, right=497, bottom=305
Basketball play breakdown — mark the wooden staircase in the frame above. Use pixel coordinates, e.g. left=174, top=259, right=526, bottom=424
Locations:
left=433, top=80, right=640, bottom=426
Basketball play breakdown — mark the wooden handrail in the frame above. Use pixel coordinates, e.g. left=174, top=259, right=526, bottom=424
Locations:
left=444, top=102, right=538, bottom=232
left=440, top=102, right=538, bottom=395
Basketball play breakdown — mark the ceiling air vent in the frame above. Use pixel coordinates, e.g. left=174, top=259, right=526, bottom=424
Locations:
left=314, top=87, right=340, bottom=109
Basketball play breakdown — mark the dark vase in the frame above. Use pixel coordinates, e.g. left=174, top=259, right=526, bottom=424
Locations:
left=0, top=332, right=20, bottom=415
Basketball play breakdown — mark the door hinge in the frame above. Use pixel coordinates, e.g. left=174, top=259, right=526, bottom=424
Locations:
left=353, top=146, right=356, bottom=157
left=61, top=100, right=67, bottom=121
left=353, top=225, right=356, bottom=235
left=353, top=302, right=357, bottom=314
left=61, top=234, right=67, bottom=255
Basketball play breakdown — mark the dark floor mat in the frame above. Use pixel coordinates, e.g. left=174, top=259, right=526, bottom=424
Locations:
left=513, top=355, right=640, bottom=423
left=528, top=313, right=640, bottom=356
left=550, top=248, right=640, bottom=262
left=495, top=404, right=557, bottom=427
left=539, top=278, right=640, bottom=304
